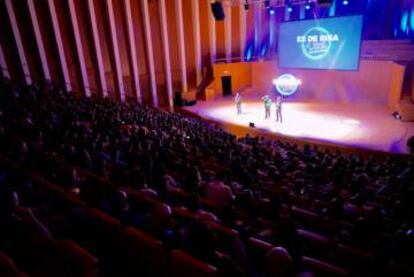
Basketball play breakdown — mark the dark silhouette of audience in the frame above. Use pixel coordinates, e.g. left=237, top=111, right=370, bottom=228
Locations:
left=0, top=77, right=413, bottom=276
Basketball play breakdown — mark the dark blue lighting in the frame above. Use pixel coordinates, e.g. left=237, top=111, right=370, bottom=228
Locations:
left=245, top=44, right=254, bottom=61
left=260, top=42, right=269, bottom=58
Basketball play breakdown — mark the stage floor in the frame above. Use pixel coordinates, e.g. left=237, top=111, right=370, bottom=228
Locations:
left=184, top=97, right=414, bottom=154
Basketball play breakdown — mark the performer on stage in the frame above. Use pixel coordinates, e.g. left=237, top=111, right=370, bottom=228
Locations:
left=234, top=92, right=242, bottom=115
left=276, top=96, right=283, bottom=123
left=262, top=95, right=272, bottom=119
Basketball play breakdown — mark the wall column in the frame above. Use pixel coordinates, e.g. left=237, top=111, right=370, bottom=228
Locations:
left=300, top=5, right=306, bottom=20
left=208, top=0, right=217, bottom=64
left=68, top=0, right=91, bottom=97
left=87, top=0, right=108, bottom=98
left=141, top=0, right=158, bottom=107
left=5, top=0, right=32, bottom=85
left=254, top=2, right=261, bottom=57
left=329, top=0, right=336, bottom=16
left=224, top=2, right=232, bottom=62
left=159, top=0, right=174, bottom=111
left=192, top=0, right=202, bottom=84
left=27, top=0, right=51, bottom=82
left=106, top=0, right=125, bottom=101
left=175, top=0, right=188, bottom=93
left=269, top=10, right=275, bottom=57
left=0, top=43, right=10, bottom=80
left=47, top=0, right=71, bottom=91
left=124, top=0, right=142, bottom=103
left=239, top=5, right=246, bottom=61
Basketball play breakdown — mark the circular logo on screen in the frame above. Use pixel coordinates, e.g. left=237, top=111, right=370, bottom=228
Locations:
left=301, top=27, right=333, bottom=60
left=273, top=74, right=301, bottom=96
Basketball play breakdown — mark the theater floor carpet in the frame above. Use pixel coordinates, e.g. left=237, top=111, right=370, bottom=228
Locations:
left=184, top=97, right=414, bottom=154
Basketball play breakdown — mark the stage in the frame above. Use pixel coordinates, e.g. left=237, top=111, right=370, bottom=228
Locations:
left=184, top=97, right=414, bottom=154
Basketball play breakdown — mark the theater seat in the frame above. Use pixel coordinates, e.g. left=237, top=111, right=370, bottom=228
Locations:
left=87, top=209, right=125, bottom=275
left=88, top=209, right=124, bottom=252
left=297, top=229, right=334, bottom=259
left=124, top=226, right=167, bottom=277
left=170, top=250, right=218, bottom=277
left=173, top=207, right=200, bottom=223
left=58, top=240, right=99, bottom=277
left=335, top=244, right=374, bottom=274
left=301, top=256, right=349, bottom=277
left=0, top=252, right=27, bottom=277
left=247, top=237, right=273, bottom=271
left=206, top=222, right=239, bottom=254
left=291, top=206, right=319, bottom=229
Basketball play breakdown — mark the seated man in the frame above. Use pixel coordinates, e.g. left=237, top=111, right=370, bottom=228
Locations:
left=205, top=178, right=234, bottom=209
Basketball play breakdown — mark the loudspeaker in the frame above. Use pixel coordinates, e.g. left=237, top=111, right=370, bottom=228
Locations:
left=221, top=76, right=232, bottom=96
left=174, top=91, right=183, bottom=106
left=211, top=2, right=225, bottom=20
left=174, top=91, right=197, bottom=107
left=316, top=0, right=332, bottom=6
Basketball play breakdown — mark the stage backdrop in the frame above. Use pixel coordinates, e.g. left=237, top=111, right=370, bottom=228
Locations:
left=212, top=60, right=405, bottom=105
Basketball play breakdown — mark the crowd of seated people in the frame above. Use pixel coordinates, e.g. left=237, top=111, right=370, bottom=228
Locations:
left=0, top=76, right=413, bottom=276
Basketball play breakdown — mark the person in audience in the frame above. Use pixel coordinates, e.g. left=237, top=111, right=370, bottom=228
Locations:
left=186, top=194, right=219, bottom=222
left=205, top=176, right=234, bottom=209
left=1, top=77, right=414, bottom=276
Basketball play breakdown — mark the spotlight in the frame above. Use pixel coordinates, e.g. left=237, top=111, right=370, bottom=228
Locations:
left=342, top=0, right=349, bottom=5
left=305, top=4, right=311, bottom=10
left=269, top=7, right=275, bottom=15
left=287, top=6, right=293, bottom=12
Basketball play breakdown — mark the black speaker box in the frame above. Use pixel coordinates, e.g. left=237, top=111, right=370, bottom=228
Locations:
left=211, top=2, right=225, bottom=21
left=317, top=0, right=332, bottom=6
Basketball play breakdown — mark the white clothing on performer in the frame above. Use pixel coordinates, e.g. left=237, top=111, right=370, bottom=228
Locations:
left=234, top=93, right=242, bottom=115
left=276, top=96, right=283, bottom=123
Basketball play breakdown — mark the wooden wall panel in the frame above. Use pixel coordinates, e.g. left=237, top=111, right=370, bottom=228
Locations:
left=246, top=6, right=255, bottom=59
left=261, top=9, right=270, bottom=58
left=54, top=0, right=82, bottom=94
left=216, top=20, right=226, bottom=60
left=130, top=0, right=152, bottom=104
left=112, top=0, right=134, bottom=101
left=11, top=1, right=43, bottom=84
left=36, top=0, right=64, bottom=85
left=0, top=0, right=287, bottom=106
left=183, top=0, right=196, bottom=89
left=149, top=0, right=168, bottom=106
left=74, top=0, right=99, bottom=96
left=231, top=6, right=241, bottom=59
left=0, top=1, right=24, bottom=84
left=94, top=0, right=117, bottom=99
left=166, top=0, right=181, bottom=92
left=199, top=0, right=211, bottom=72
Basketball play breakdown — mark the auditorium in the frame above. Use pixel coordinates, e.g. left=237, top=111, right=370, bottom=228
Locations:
left=0, top=0, right=414, bottom=276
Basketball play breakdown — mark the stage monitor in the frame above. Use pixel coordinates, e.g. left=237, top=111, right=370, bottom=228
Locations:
left=278, top=15, right=363, bottom=71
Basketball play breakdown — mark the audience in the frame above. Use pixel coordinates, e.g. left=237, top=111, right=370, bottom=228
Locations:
left=0, top=77, right=413, bottom=276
